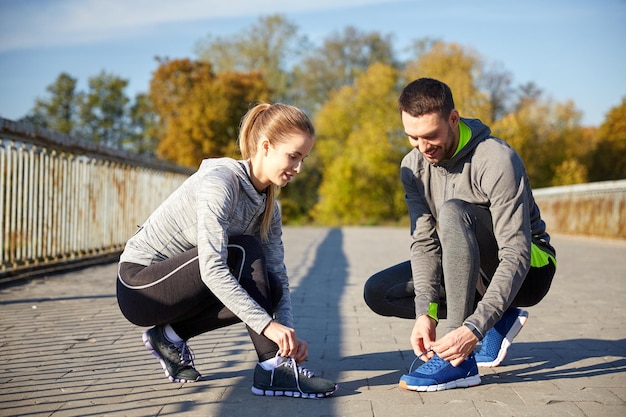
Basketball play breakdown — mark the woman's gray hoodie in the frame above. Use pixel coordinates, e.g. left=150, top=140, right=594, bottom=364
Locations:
left=119, top=158, right=293, bottom=335
left=401, top=118, right=555, bottom=336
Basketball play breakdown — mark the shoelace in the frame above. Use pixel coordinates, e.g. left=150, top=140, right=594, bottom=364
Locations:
left=408, top=353, right=445, bottom=373
left=169, top=341, right=195, bottom=367
left=270, top=355, right=314, bottom=394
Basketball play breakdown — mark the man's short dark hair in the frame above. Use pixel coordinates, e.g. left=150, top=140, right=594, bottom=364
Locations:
left=398, top=78, right=455, bottom=118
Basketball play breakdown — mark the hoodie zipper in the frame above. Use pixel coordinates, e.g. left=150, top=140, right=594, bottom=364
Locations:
left=442, top=170, right=456, bottom=201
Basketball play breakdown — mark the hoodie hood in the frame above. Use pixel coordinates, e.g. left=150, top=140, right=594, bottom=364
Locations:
left=438, top=118, right=492, bottom=170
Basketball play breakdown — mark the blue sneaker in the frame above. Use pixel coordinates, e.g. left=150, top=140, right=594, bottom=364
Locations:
left=475, top=308, right=529, bottom=367
left=399, top=353, right=481, bottom=391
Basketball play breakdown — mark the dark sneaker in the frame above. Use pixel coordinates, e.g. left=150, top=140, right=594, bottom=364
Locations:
left=142, top=326, right=201, bottom=383
left=399, top=353, right=481, bottom=391
left=475, top=308, right=529, bottom=367
left=252, top=356, right=337, bottom=398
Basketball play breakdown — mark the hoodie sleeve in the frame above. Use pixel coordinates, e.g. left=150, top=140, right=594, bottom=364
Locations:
left=463, top=141, right=532, bottom=335
left=401, top=155, right=442, bottom=320
left=196, top=169, right=274, bottom=335
left=263, top=203, right=295, bottom=328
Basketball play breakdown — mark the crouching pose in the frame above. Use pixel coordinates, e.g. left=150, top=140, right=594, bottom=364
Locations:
left=117, top=103, right=337, bottom=398
left=364, top=78, right=556, bottom=391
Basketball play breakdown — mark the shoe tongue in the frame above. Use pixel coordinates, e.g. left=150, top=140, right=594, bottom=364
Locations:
left=279, top=356, right=295, bottom=367
left=423, top=355, right=446, bottom=370
left=264, top=356, right=284, bottom=369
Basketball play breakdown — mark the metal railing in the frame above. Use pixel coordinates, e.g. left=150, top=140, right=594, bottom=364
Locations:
left=1, top=118, right=193, bottom=279
left=2, top=116, right=625, bottom=280
left=534, top=180, right=626, bottom=240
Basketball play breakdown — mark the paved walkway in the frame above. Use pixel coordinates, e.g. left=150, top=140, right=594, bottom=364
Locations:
left=1, top=227, right=625, bottom=417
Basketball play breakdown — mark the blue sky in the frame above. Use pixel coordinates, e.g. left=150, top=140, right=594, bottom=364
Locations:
left=0, top=0, right=624, bottom=127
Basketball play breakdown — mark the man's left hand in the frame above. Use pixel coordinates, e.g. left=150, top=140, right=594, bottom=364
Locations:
left=430, top=325, right=479, bottom=366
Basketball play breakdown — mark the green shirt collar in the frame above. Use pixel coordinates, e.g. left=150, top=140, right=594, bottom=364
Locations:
left=453, top=120, right=471, bottom=157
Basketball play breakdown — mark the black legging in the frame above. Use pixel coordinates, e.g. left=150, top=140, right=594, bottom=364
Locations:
left=116, top=235, right=282, bottom=362
left=363, top=259, right=556, bottom=319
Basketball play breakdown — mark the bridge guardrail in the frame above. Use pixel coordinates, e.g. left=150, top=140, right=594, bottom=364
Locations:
left=1, top=118, right=193, bottom=280
left=1, top=117, right=624, bottom=280
left=533, top=180, right=626, bottom=241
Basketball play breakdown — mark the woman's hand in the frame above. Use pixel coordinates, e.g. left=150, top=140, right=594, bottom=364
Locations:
left=262, top=321, right=309, bottom=363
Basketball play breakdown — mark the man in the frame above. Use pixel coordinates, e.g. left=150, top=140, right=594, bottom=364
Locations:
left=364, top=78, right=556, bottom=391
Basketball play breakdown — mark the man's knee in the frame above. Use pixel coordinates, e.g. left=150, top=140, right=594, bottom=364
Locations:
left=514, top=261, right=556, bottom=307
left=363, top=272, right=385, bottom=314
left=439, top=199, right=470, bottom=227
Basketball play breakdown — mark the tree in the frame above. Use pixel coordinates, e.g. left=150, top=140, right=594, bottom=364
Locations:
left=403, top=41, right=492, bottom=123
left=480, top=62, right=514, bottom=122
left=149, top=58, right=271, bottom=167
left=312, top=63, right=408, bottom=225
left=126, top=92, right=159, bottom=155
left=552, top=159, right=588, bottom=186
left=588, top=97, right=626, bottom=181
left=492, top=97, right=585, bottom=188
left=23, top=72, right=78, bottom=134
left=194, top=14, right=307, bottom=103
left=514, top=81, right=543, bottom=111
left=293, top=26, right=397, bottom=114
left=77, top=71, right=130, bottom=148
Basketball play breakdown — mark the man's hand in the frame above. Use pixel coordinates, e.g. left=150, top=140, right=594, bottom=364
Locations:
left=430, top=325, right=479, bottom=366
left=410, top=314, right=437, bottom=360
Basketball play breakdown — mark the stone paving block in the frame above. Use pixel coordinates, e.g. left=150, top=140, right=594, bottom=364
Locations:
left=577, top=403, right=626, bottom=417
left=610, top=385, right=626, bottom=402
left=481, top=402, right=586, bottom=417
left=1, top=228, right=625, bottom=417
left=386, top=399, right=483, bottom=416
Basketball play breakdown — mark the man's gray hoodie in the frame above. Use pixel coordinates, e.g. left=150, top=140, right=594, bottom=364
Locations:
left=401, top=118, right=555, bottom=336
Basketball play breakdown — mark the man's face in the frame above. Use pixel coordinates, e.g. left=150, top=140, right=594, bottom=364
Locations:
left=402, top=110, right=460, bottom=164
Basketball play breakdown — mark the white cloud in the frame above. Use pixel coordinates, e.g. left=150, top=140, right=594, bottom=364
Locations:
left=0, top=0, right=391, bottom=52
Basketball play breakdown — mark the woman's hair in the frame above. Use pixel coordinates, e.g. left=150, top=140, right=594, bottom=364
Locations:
left=238, top=103, right=315, bottom=241
left=398, top=78, right=455, bottom=118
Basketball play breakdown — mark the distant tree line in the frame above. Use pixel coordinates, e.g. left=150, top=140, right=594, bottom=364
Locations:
left=20, top=15, right=626, bottom=225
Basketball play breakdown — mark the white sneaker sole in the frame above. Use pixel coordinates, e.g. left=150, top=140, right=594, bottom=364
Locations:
left=251, top=385, right=337, bottom=398
left=399, top=374, right=482, bottom=391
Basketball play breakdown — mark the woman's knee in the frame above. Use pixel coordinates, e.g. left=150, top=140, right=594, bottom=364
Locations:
left=229, top=235, right=265, bottom=259
left=268, top=272, right=283, bottom=308
left=227, top=235, right=266, bottom=279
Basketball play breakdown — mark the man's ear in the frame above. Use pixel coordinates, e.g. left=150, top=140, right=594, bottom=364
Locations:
left=449, top=109, right=460, bottom=126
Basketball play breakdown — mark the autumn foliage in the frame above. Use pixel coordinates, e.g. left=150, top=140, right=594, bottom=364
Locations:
left=22, top=15, right=626, bottom=225
left=150, top=58, right=271, bottom=168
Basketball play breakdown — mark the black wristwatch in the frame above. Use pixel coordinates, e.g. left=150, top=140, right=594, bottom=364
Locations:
left=463, top=322, right=483, bottom=341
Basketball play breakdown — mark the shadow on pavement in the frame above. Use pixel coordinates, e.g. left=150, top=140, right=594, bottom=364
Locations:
left=215, top=228, right=349, bottom=414
left=486, top=338, right=626, bottom=383
left=324, top=337, right=626, bottom=395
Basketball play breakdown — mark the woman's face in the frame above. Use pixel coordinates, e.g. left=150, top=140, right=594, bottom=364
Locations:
left=256, top=133, right=314, bottom=189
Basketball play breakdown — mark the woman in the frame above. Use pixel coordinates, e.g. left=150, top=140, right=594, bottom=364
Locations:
left=116, top=103, right=337, bottom=398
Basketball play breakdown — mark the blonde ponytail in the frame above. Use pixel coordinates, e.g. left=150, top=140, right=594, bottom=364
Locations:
left=238, top=103, right=314, bottom=241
